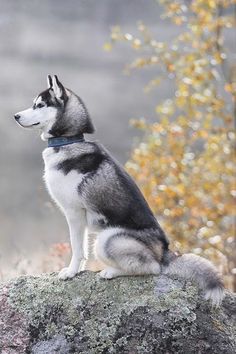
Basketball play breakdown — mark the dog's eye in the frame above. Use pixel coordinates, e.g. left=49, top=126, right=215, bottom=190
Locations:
left=37, top=103, right=44, bottom=108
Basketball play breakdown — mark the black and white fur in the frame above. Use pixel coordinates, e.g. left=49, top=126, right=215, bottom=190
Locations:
left=14, top=75, right=224, bottom=306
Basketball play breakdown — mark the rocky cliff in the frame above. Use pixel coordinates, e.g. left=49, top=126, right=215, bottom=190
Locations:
left=0, top=272, right=235, bottom=354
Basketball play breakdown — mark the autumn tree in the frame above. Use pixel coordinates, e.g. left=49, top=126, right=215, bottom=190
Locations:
left=105, top=0, right=236, bottom=289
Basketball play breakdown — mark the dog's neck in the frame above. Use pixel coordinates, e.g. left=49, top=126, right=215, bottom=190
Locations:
left=47, top=134, right=85, bottom=148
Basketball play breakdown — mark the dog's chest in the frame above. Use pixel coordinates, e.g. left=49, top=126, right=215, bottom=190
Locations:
left=43, top=149, right=84, bottom=211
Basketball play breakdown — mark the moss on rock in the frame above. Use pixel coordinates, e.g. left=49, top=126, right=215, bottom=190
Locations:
left=0, top=272, right=235, bottom=353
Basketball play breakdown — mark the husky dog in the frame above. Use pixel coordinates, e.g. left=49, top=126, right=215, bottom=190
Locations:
left=14, top=75, right=224, bottom=306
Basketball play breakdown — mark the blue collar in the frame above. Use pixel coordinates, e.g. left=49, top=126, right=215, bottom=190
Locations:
left=48, top=134, right=85, bottom=148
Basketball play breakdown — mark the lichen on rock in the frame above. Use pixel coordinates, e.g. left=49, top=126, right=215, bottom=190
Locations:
left=0, top=272, right=235, bottom=354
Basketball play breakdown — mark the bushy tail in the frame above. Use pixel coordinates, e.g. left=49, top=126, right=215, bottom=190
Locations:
left=162, top=251, right=225, bottom=307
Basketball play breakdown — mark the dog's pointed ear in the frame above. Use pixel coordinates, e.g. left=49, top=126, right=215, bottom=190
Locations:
left=52, top=75, right=65, bottom=99
left=47, top=74, right=53, bottom=89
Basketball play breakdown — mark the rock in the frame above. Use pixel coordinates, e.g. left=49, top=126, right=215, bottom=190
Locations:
left=0, top=272, right=235, bottom=354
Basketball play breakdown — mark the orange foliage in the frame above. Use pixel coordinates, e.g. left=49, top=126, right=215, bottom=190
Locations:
left=107, top=0, right=236, bottom=289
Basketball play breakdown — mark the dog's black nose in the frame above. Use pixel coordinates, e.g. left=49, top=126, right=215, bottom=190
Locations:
left=14, top=114, right=20, bottom=120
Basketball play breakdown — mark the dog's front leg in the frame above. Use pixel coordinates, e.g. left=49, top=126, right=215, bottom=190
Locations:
left=58, top=208, right=87, bottom=280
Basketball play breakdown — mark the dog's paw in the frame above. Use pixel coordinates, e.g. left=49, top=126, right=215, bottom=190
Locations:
left=58, top=267, right=77, bottom=280
left=99, top=267, right=123, bottom=279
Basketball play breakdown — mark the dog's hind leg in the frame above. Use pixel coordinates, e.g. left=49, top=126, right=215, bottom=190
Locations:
left=95, top=228, right=161, bottom=279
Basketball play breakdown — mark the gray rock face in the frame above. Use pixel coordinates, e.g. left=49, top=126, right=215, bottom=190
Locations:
left=0, top=272, right=235, bottom=354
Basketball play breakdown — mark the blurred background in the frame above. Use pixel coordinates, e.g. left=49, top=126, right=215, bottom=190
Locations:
left=0, top=0, right=235, bottom=289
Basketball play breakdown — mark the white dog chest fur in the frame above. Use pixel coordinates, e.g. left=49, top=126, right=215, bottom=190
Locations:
left=43, top=147, right=84, bottom=212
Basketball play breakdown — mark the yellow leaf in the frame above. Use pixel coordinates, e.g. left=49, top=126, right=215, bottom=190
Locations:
left=103, top=42, right=112, bottom=52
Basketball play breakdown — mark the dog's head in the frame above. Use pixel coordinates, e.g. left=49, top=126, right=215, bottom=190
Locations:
left=14, top=75, right=95, bottom=140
